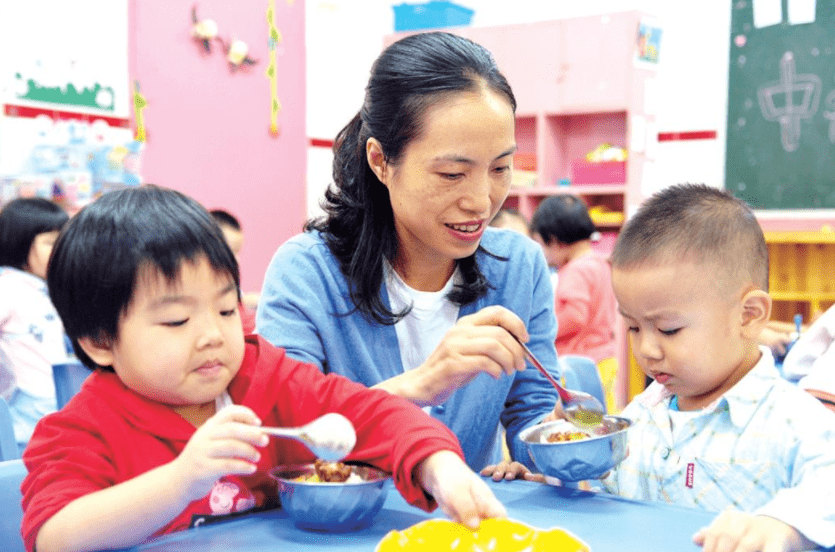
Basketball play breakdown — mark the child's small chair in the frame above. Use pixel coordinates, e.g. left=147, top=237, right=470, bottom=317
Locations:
left=0, top=458, right=27, bottom=552
left=52, top=362, right=91, bottom=409
left=559, top=355, right=607, bottom=414
left=0, top=396, right=20, bottom=461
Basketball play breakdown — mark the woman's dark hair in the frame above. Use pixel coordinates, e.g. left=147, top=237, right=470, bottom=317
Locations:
left=530, top=195, right=596, bottom=245
left=0, top=197, right=69, bottom=269
left=307, top=31, right=517, bottom=324
left=47, top=185, right=240, bottom=371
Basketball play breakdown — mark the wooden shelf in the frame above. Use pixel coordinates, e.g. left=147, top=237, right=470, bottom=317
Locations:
left=766, top=231, right=835, bottom=322
left=771, top=292, right=835, bottom=302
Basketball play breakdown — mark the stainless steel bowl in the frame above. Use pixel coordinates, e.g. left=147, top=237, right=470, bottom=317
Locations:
left=519, top=416, right=631, bottom=482
left=270, top=463, right=391, bottom=531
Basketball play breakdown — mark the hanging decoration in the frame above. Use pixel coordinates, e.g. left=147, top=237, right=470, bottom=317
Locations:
left=266, top=0, right=282, bottom=136
left=189, top=5, right=258, bottom=72
left=217, top=37, right=258, bottom=71
left=190, top=5, right=219, bottom=53
left=133, top=80, right=147, bottom=142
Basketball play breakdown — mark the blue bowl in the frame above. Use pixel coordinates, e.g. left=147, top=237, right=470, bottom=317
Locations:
left=270, top=463, right=391, bottom=532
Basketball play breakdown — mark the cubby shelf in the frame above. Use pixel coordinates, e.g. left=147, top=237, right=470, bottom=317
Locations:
left=766, top=231, right=835, bottom=323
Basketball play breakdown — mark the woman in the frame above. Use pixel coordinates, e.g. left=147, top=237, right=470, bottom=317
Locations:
left=257, top=32, right=560, bottom=471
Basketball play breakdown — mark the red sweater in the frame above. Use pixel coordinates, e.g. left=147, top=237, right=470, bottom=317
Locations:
left=21, top=336, right=462, bottom=551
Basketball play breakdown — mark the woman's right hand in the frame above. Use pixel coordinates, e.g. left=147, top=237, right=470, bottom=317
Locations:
left=172, top=405, right=267, bottom=501
left=376, top=306, right=530, bottom=406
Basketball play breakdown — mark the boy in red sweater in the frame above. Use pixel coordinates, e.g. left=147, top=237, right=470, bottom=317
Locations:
left=22, top=185, right=505, bottom=552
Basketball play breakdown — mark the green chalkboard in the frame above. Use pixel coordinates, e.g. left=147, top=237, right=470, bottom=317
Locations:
left=726, top=0, right=835, bottom=209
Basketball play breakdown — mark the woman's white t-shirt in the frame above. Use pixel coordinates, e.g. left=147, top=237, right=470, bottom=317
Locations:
left=385, top=264, right=461, bottom=412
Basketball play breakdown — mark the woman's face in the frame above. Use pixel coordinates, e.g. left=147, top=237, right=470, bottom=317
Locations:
left=369, top=87, right=516, bottom=291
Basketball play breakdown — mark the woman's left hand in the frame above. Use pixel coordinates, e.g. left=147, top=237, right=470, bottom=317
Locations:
left=480, top=460, right=546, bottom=483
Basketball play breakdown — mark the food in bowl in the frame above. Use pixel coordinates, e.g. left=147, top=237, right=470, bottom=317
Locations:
left=294, top=459, right=363, bottom=483
left=271, top=463, right=391, bottom=531
left=375, top=518, right=590, bottom=551
left=545, top=431, right=590, bottom=442
left=520, top=416, right=631, bottom=482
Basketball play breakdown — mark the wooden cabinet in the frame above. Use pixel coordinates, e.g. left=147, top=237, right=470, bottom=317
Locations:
left=766, top=231, right=835, bottom=324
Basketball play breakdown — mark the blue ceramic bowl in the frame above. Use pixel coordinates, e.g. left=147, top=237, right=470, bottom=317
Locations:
left=519, top=416, right=631, bottom=482
left=270, top=463, right=391, bottom=531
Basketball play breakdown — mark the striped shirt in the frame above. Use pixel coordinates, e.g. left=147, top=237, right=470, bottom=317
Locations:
left=602, top=347, right=835, bottom=547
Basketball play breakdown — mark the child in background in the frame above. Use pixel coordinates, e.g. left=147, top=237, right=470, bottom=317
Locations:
left=489, top=208, right=530, bottom=236
left=606, top=184, right=835, bottom=551
left=781, top=303, right=835, bottom=413
left=530, top=194, right=618, bottom=413
left=0, top=197, right=70, bottom=452
left=209, top=209, right=256, bottom=334
left=209, top=209, right=244, bottom=259
left=22, top=185, right=505, bottom=552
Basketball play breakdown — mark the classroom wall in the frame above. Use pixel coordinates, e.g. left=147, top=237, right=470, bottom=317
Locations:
left=305, top=0, right=731, bottom=219
left=131, top=0, right=307, bottom=294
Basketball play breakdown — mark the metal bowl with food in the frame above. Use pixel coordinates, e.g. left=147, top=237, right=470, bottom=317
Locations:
left=519, top=416, right=631, bottom=482
left=270, top=462, right=391, bottom=531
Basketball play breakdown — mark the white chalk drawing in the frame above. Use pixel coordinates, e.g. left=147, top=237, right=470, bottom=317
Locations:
left=757, top=51, right=822, bottom=152
left=752, top=0, right=817, bottom=28
left=824, top=89, right=835, bottom=144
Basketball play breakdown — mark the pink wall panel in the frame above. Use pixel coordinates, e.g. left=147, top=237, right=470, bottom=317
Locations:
left=129, top=0, right=306, bottom=293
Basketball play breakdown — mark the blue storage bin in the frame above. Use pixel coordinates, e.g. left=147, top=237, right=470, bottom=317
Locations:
left=393, top=1, right=474, bottom=32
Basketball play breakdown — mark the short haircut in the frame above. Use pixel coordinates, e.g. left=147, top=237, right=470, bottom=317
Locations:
left=530, top=194, right=595, bottom=245
left=210, top=209, right=241, bottom=231
left=489, top=208, right=527, bottom=229
left=0, top=197, right=69, bottom=269
left=610, top=183, right=768, bottom=292
left=47, top=185, right=240, bottom=371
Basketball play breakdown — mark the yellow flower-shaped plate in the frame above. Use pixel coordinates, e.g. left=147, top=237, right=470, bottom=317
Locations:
left=376, top=518, right=590, bottom=551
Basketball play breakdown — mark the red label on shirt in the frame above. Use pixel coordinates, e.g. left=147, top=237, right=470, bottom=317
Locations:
left=686, top=463, right=694, bottom=488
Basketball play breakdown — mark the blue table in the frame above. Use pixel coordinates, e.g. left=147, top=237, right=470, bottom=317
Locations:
left=120, top=479, right=717, bottom=551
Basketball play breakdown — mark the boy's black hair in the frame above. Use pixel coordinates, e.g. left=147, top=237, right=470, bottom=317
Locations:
left=47, top=185, right=240, bottom=371
left=0, top=197, right=69, bottom=269
left=530, top=194, right=595, bottom=245
left=209, top=209, right=241, bottom=231
left=611, top=183, right=768, bottom=291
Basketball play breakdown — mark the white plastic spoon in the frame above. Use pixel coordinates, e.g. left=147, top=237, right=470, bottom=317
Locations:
left=261, top=413, right=357, bottom=462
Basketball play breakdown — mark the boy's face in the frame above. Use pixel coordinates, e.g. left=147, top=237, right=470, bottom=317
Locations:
left=90, top=256, right=245, bottom=416
left=612, top=259, right=763, bottom=411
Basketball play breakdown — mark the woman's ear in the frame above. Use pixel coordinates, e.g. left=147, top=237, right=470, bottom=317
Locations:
left=77, top=336, right=115, bottom=368
left=366, top=137, right=388, bottom=185
left=740, top=289, right=772, bottom=339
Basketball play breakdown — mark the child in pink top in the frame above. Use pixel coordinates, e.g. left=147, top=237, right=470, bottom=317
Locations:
left=531, top=195, right=618, bottom=410
left=531, top=195, right=617, bottom=361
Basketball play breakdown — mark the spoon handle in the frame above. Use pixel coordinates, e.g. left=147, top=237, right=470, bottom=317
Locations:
left=261, top=426, right=302, bottom=438
left=514, top=336, right=571, bottom=403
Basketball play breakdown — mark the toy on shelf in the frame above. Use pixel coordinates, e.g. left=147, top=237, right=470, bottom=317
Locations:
left=570, top=144, right=628, bottom=185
